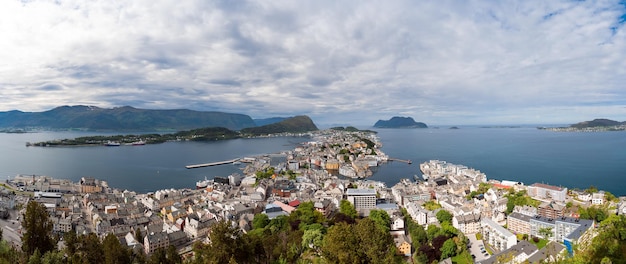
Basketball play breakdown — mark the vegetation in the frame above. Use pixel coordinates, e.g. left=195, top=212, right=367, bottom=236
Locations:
left=29, top=116, right=320, bottom=147
left=560, top=215, right=626, bottom=264
left=579, top=205, right=610, bottom=222
left=21, top=201, right=55, bottom=256
left=241, top=115, right=318, bottom=135
left=423, top=200, right=442, bottom=211
left=504, top=190, right=540, bottom=214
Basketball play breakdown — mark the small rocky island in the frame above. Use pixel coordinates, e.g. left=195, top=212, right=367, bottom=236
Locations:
left=373, top=116, right=428, bottom=128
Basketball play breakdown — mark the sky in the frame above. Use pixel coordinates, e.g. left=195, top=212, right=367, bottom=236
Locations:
left=1, top=0, right=625, bottom=126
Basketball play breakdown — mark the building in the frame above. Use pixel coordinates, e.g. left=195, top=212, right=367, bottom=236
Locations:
left=507, top=212, right=531, bottom=235
left=405, top=202, right=427, bottom=225
left=529, top=215, right=594, bottom=243
left=481, top=218, right=517, bottom=252
left=527, top=183, right=567, bottom=202
left=479, top=240, right=538, bottom=264
left=144, top=231, right=169, bottom=255
left=591, top=191, right=605, bottom=205
left=346, top=188, right=377, bottom=216
left=394, top=234, right=412, bottom=257
left=537, top=202, right=565, bottom=219
left=452, top=213, right=481, bottom=234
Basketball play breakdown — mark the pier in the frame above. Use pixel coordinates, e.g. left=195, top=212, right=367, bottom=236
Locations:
left=185, top=158, right=240, bottom=169
left=389, top=158, right=412, bottom=164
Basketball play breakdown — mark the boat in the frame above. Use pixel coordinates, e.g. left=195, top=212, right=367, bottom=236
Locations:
left=131, top=140, right=146, bottom=146
left=105, top=141, right=121, bottom=146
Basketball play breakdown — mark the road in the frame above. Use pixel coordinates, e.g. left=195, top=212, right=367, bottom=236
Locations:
left=0, top=210, right=22, bottom=248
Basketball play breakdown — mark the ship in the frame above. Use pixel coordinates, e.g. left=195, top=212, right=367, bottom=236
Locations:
left=105, top=141, right=121, bottom=146
left=196, top=177, right=212, bottom=189
left=131, top=140, right=146, bottom=146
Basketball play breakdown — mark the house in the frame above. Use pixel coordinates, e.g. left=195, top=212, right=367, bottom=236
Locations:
left=452, top=213, right=481, bottom=234
left=527, top=241, right=566, bottom=263
left=591, top=191, right=605, bottom=205
left=393, top=234, right=412, bottom=257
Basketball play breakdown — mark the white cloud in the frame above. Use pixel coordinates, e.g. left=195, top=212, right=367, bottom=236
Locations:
left=0, top=0, right=625, bottom=125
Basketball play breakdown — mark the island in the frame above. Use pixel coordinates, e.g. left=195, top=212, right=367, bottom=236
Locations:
left=373, top=116, right=428, bottom=128
left=538, top=118, right=626, bottom=132
left=26, top=116, right=318, bottom=147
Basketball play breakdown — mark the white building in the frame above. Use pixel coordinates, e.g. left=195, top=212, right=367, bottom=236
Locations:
left=481, top=218, right=517, bottom=252
left=346, top=188, right=377, bottom=216
left=527, top=183, right=567, bottom=202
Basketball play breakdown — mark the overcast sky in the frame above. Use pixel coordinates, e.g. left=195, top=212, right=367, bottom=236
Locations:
left=1, top=0, right=625, bottom=126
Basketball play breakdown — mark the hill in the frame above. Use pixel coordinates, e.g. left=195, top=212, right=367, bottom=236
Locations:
left=373, top=116, right=427, bottom=128
left=253, top=117, right=288, bottom=126
left=0, top=105, right=256, bottom=131
left=241, top=115, right=318, bottom=135
left=570, top=119, right=626, bottom=129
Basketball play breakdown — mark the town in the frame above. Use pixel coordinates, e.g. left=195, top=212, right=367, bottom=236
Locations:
left=1, top=129, right=625, bottom=263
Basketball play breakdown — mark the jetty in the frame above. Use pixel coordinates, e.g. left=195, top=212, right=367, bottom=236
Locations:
left=389, top=158, right=412, bottom=164
left=185, top=158, right=240, bottom=169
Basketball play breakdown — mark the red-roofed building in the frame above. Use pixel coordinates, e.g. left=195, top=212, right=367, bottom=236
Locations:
left=288, top=200, right=301, bottom=207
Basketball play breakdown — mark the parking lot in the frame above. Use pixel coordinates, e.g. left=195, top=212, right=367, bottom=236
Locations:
left=467, top=234, right=491, bottom=262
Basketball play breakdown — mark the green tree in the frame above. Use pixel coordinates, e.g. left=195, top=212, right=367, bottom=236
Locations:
left=321, top=222, right=361, bottom=264
left=302, top=228, right=324, bottom=250
left=103, top=233, right=130, bottom=264
left=21, top=201, right=55, bottom=255
left=166, top=245, right=182, bottom=264
left=63, top=231, right=78, bottom=256
left=339, top=200, right=357, bottom=219
left=354, top=218, right=399, bottom=263
left=436, top=210, right=453, bottom=224
left=252, top=213, right=270, bottom=229
left=368, top=209, right=391, bottom=232
left=440, top=238, right=457, bottom=260
left=79, top=233, right=104, bottom=264
left=135, top=228, right=144, bottom=244
left=587, top=215, right=626, bottom=263
left=538, top=227, right=553, bottom=240
left=41, top=250, right=65, bottom=264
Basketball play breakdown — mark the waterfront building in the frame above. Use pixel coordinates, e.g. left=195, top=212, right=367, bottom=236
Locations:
left=481, top=217, right=517, bottom=252
left=527, top=183, right=567, bottom=202
left=591, top=191, right=605, bottom=205
left=507, top=212, right=531, bottom=235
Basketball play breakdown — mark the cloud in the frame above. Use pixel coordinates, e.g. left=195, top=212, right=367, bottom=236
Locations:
left=0, top=0, right=625, bottom=125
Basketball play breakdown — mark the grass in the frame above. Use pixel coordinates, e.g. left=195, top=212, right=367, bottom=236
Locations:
left=530, top=238, right=549, bottom=249
left=451, top=251, right=473, bottom=264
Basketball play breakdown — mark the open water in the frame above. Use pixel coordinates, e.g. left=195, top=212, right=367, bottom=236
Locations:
left=1, top=127, right=625, bottom=195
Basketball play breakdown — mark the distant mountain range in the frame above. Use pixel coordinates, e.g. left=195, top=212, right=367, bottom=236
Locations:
left=0, top=105, right=260, bottom=131
left=253, top=117, right=288, bottom=127
left=373, top=116, right=427, bottom=128
left=570, top=118, right=626, bottom=128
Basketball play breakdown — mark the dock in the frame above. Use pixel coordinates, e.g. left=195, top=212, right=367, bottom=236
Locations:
left=185, top=158, right=240, bottom=169
left=389, top=158, right=412, bottom=164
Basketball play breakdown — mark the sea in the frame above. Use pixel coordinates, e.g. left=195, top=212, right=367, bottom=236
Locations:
left=1, top=127, right=625, bottom=195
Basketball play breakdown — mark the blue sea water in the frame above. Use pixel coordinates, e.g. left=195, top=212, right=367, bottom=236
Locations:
left=1, top=127, right=625, bottom=195
left=369, top=127, right=626, bottom=196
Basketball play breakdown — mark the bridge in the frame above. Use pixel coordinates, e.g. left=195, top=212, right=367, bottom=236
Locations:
left=185, top=158, right=240, bottom=169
